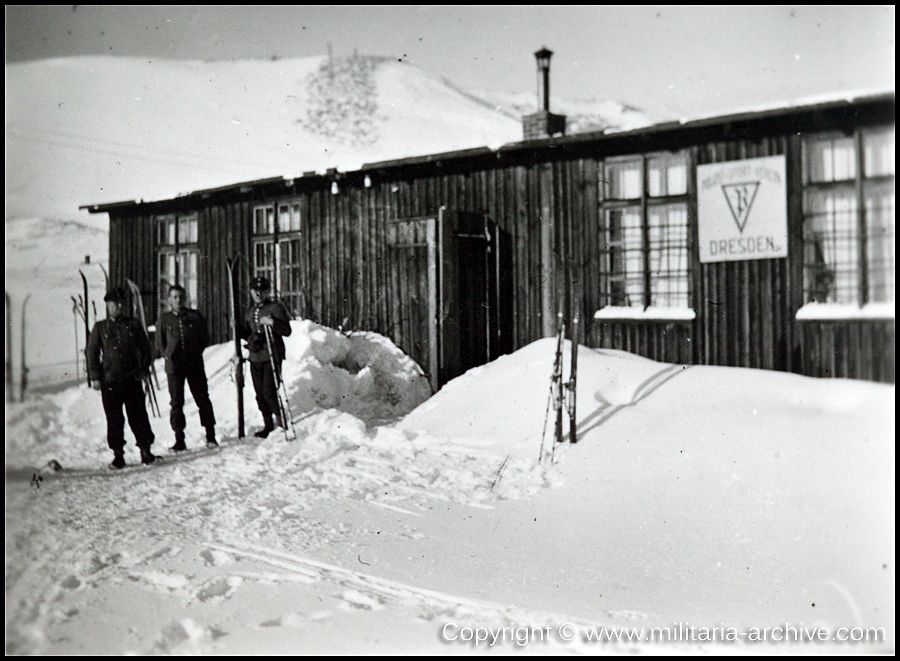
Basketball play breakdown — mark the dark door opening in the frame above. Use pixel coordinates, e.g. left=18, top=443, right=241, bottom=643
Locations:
left=437, top=209, right=513, bottom=386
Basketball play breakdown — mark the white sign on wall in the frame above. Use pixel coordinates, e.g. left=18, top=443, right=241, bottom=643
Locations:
left=697, top=155, right=788, bottom=263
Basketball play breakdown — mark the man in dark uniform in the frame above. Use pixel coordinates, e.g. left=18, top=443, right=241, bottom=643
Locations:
left=156, top=284, right=218, bottom=451
left=87, top=287, right=158, bottom=468
left=241, top=276, right=292, bottom=438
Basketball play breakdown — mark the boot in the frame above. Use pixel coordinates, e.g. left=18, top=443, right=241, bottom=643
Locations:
left=205, top=426, right=219, bottom=449
left=170, top=432, right=187, bottom=452
left=140, top=446, right=159, bottom=465
left=108, top=451, right=126, bottom=470
left=254, top=416, right=275, bottom=439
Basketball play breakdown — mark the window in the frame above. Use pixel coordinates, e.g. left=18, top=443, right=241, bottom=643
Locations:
left=802, top=127, right=895, bottom=305
left=157, top=214, right=199, bottom=311
left=599, top=152, right=691, bottom=311
left=252, top=202, right=304, bottom=315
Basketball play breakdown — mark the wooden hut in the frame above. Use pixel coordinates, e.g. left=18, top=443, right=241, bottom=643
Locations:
left=82, top=88, right=895, bottom=388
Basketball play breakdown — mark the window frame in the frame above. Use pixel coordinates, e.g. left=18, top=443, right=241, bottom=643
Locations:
left=801, top=126, right=895, bottom=308
left=251, top=201, right=304, bottom=316
left=599, top=150, right=694, bottom=315
left=156, top=213, right=200, bottom=314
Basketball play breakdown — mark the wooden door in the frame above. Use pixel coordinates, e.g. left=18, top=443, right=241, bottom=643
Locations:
left=437, top=209, right=514, bottom=386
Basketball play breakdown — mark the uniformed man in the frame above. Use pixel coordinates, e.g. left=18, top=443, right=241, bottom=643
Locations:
left=87, top=287, right=158, bottom=468
left=241, top=276, right=292, bottom=438
left=156, top=284, right=218, bottom=451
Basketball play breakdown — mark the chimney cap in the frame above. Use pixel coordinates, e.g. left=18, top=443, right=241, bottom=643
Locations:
left=534, top=47, right=553, bottom=66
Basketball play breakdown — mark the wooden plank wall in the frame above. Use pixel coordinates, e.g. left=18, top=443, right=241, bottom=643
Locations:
left=109, top=213, right=156, bottom=327
left=800, top=320, right=895, bottom=383
left=109, top=131, right=893, bottom=384
left=695, top=135, right=795, bottom=372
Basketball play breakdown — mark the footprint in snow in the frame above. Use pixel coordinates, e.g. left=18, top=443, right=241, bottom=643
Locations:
left=194, top=576, right=242, bottom=603
left=339, top=589, right=386, bottom=611
left=199, top=547, right=234, bottom=567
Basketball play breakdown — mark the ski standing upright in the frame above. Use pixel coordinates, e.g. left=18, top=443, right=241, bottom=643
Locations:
left=125, top=278, right=161, bottom=417
left=79, top=270, right=91, bottom=387
left=226, top=256, right=245, bottom=439
left=20, top=294, right=31, bottom=402
left=539, top=311, right=566, bottom=463
left=567, top=312, right=579, bottom=444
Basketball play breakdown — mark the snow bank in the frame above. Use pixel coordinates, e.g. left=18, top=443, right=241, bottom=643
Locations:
left=4, top=319, right=431, bottom=472
left=283, top=320, right=433, bottom=423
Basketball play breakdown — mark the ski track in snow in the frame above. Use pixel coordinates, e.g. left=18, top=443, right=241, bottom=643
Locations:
left=5, top=322, right=555, bottom=654
left=6, top=325, right=895, bottom=654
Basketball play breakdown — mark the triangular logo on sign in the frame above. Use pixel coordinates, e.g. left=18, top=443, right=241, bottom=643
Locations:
left=721, top=182, right=760, bottom=233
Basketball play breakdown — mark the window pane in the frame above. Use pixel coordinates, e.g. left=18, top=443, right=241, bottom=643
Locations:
left=807, top=136, right=857, bottom=183
left=278, top=238, right=302, bottom=317
left=865, top=180, right=895, bottom=302
left=290, top=203, right=302, bottom=232
left=648, top=203, right=689, bottom=307
left=254, top=207, right=275, bottom=235
left=279, top=204, right=290, bottom=233
left=605, top=160, right=642, bottom=199
left=178, top=215, right=198, bottom=244
left=254, top=240, right=276, bottom=289
left=648, top=154, right=688, bottom=197
left=804, top=188, right=859, bottom=303
left=864, top=127, right=895, bottom=177
left=159, top=218, right=176, bottom=245
left=606, top=207, right=644, bottom=307
left=158, top=253, right=174, bottom=314
left=178, top=251, right=199, bottom=307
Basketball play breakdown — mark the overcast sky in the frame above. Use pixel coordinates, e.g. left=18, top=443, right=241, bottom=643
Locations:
left=5, top=5, right=896, bottom=117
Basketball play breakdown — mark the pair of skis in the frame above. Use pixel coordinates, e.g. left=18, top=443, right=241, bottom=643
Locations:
left=539, top=310, right=579, bottom=463
left=125, top=278, right=161, bottom=418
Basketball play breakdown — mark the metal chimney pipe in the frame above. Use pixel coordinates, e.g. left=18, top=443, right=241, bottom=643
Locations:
left=535, top=47, right=553, bottom=112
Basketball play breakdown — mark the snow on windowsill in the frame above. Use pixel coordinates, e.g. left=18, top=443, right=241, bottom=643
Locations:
left=795, top=302, right=895, bottom=321
left=594, top=306, right=696, bottom=321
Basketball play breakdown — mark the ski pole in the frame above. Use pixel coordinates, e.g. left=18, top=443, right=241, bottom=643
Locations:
left=264, top=324, right=295, bottom=441
left=143, top=374, right=161, bottom=418
left=263, top=324, right=295, bottom=442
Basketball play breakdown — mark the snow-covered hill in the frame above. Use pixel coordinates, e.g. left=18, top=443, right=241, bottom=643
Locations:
left=5, top=323, right=894, bottom=654
left=5, top=54, right=648, bottom=223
